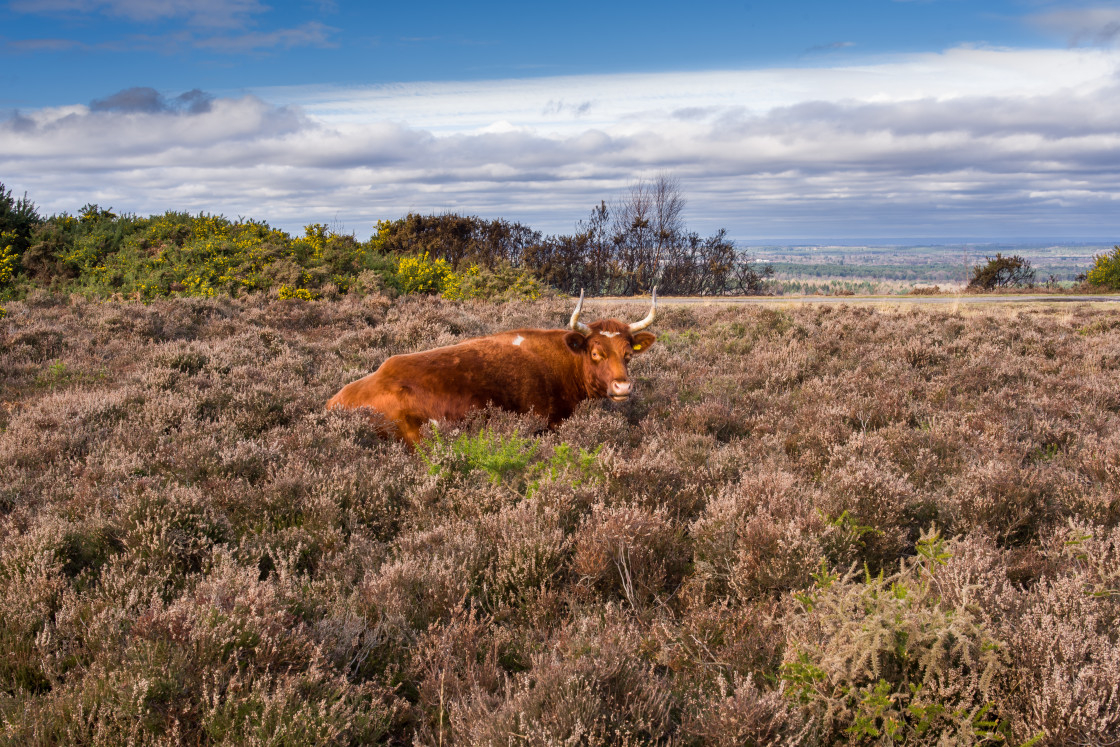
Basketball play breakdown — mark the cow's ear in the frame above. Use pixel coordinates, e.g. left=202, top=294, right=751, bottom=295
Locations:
left=631, top=332, right=656, bottom=354
left=564, top=331, right=588, bottom=353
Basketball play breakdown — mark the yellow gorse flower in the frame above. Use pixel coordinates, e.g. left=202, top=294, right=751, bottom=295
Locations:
left=0, top=242, right=16, bottom=286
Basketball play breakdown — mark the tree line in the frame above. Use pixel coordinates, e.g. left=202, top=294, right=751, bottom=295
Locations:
left=373, top=176, right=773, bottom=296
left=2, top=176, right=771, bottom=300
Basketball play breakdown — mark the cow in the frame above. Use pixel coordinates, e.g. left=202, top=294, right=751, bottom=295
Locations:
left=327, top=290, right=658, bottom=445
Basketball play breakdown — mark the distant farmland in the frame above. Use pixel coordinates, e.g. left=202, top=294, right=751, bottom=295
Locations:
left=753, top=242, right=1103, bottom=295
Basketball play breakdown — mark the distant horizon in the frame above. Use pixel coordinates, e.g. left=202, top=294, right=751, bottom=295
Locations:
left=9, top=192, right=1116, bottom=250
left=736, top=238, right=1118, bottom=248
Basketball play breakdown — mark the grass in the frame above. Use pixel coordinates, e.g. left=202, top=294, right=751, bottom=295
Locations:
left=1, top=292, right=1118, bottom=745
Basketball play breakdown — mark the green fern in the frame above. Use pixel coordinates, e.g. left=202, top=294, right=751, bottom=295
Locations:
left=418, top=425, right=537, bottom=485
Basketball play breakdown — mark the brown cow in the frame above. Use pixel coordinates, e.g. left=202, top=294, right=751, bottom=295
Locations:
left=327, top=290, right=658, bottom=445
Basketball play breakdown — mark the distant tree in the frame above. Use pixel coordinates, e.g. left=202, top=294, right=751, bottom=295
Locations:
left=1086, top=245, right=1120, bottom=290
left=523, top=176, right=769, bottom=297
left=697, top=228, right=736, bottom=295
left=611, top=174, right=686, bottom=294
left=733, top=249, right=775, bottom=295
left=967, top=253, right=1035, bottom=291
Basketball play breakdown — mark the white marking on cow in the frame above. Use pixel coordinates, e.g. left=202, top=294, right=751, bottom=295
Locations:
left=600, top=331, right=619, bottom=338
left=512, top=335, right=525, bottom=346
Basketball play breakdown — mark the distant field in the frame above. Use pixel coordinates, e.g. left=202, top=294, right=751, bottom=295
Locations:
left=752, top=242, right=1106, bottom=295
left=2, top=295, right=1118, bottom=744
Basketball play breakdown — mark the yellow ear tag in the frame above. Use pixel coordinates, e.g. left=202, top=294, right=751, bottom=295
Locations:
left=633, top=344, right=642, bottom=350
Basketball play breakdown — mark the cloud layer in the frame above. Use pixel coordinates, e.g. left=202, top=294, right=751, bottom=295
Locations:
left=1029, top=6, right=1120, bottom=47
left=3, top=46, right=1119, bottom=239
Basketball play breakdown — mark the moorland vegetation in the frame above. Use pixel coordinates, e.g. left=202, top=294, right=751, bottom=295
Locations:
left=0, top=177, right=772, bottom=316
left=1, top=291, right=1119, bottom=745
left=5, top=177, right=1119, bottom=313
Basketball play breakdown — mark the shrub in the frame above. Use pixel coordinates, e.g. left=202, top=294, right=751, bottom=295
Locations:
left=419, top=425, right=540, bottom=486
left=479, top=501, right=569, bottom=609
left=451, top=615, right=677, bottom=744
left=441, top=262, right=548, bottom=302
left=967, top=253, right=1035, bottom=290
left=394, top=251, right=456, bottom=295
left=690, top=468, right=828, bottom=603
left=680, top=674, right=809, bottom=746
left=0, top=181, right=41, bottom=265
left=278, top=284, right=317, bottom=301
left=1086, top=245, right=1120, bottom=289
left=943, top=459, right=1057, bottom=546
left=572, top=503, right=688, bottom=608
left=7, top=210, right=402, bottom=301
left=782, top=528, right=1009, bottom=745
left=0, top=244, right=15, bottom=288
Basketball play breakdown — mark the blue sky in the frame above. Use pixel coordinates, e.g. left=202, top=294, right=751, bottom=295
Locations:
left=3, top=0, right=1120, bottom=240
left=0, top=1, right=1067, bottom=105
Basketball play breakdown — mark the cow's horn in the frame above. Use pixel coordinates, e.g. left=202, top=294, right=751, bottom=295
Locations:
left=629, top=287, right=657, bottom=332
left=569, top=289, right=592, bottom=336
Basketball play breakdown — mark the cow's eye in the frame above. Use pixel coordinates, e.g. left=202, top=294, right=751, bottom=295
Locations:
left=591, top=350, right=602, bottom=361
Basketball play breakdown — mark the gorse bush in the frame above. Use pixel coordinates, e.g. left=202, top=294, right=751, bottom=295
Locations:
left=441, top=262, right=545, bottom=302
left=1087, top=245, right=1120, bottom=289
left=2, top=296, right=1119, bottom=744
left=784, top=528, right=1008, bottom=744
left=278, top=284, right=318, bottom=301
left=0, top=238, right=13, bottom=319
left=394, top=251, right=455, bottom=295
left=2, top=206, right=552, bottom=305
left=0, top=244, right=15, bottom=287
left=14, top=210, right=352, bottom=299
left=0, top=181, right=40, bottom=264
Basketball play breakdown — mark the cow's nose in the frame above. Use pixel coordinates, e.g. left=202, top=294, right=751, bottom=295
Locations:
left=610, top=380, right=632, bottom=397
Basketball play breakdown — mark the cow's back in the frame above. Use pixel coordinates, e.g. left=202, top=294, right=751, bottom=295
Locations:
left=327, top=329, right=580, bottom=443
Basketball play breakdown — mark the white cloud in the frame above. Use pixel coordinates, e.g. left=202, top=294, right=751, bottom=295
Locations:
left=264, top=47, right=1118, bottom=134
left=2, top=46, right=1120, bottom=239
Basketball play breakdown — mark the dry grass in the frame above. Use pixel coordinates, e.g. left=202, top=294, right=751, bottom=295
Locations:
left=1, top=292, right=1118, bottom=745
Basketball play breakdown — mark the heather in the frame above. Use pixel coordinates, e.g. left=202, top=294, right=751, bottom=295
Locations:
left=1, top=294, right=1119, bottom=745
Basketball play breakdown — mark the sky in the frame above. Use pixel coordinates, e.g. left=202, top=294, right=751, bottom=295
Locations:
left=2, top=0, right=1120, bottom=241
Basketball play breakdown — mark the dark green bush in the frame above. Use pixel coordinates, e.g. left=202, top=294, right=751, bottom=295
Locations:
left=967, top=253, right=1036, bottom=290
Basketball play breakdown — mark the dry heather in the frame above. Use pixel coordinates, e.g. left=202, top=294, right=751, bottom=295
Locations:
left=1, top=293, right=1119, bottom=746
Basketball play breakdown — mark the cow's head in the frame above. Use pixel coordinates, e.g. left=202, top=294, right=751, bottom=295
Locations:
left=565, top=289, right=657, bottom=402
